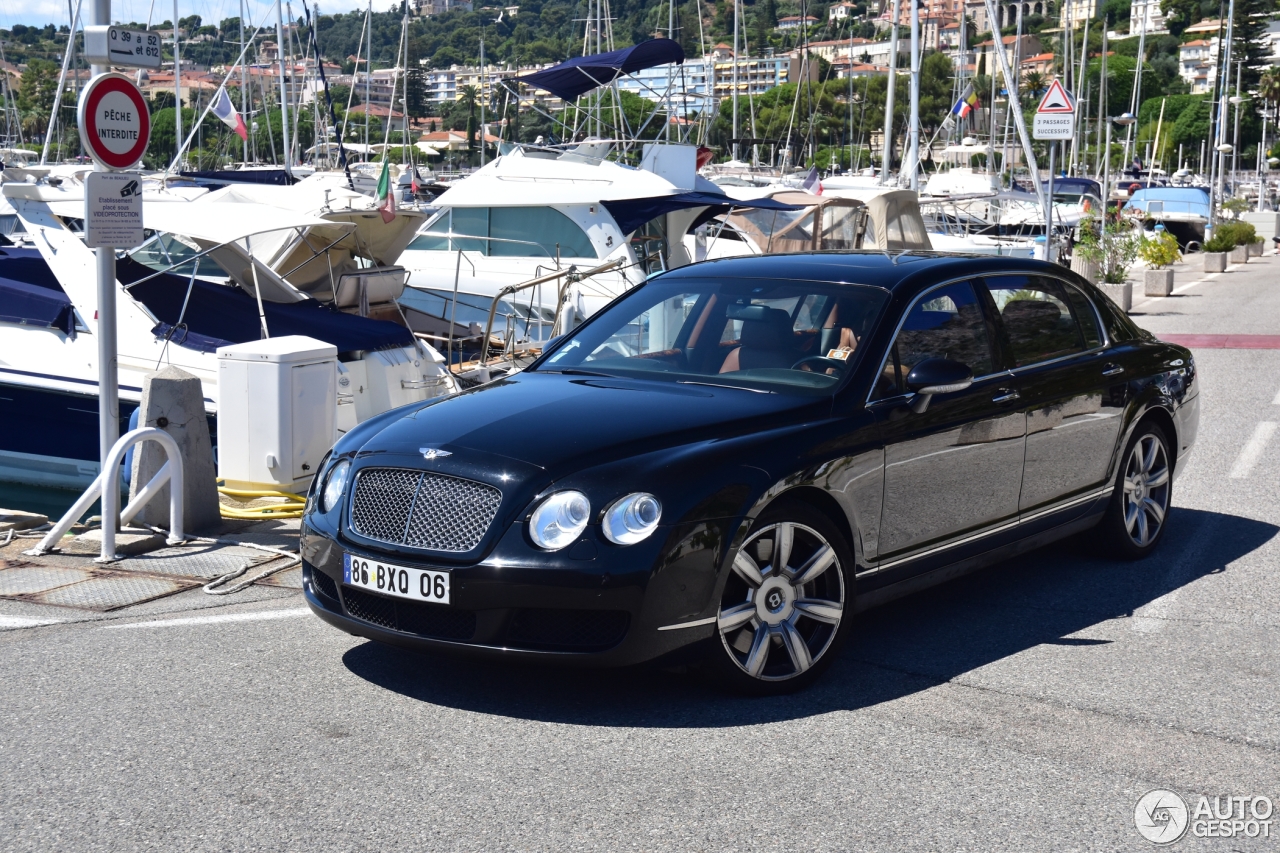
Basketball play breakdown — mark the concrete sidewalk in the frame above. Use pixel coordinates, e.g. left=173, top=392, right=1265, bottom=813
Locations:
left=1128, top=250, right=1280, bottom=337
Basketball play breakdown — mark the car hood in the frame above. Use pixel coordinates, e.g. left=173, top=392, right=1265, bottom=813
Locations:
left=351, top=371, right=827, bottom=477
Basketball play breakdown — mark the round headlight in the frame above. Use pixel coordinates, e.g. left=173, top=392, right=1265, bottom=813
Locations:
left=320, top=458, right=351, bottom=513
left=528, top=491, right=590, bottom=550
left=602, top=493, right=662, bottom=545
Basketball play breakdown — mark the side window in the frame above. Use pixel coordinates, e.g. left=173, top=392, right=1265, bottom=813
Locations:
left=872, top=281, right=994, bottom=400
left=982, top=275, right=1086, bottom=367
left=407, top=207, right=596, bottom=258
left=1060, top=282, right=1104, bottom=349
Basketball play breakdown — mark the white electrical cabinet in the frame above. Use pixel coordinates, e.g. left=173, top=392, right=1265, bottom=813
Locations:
left=216, top=336, right=337, bottom=493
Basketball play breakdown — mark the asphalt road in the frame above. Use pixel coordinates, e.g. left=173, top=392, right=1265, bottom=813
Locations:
left=3, top=256, right=1279, bottom=852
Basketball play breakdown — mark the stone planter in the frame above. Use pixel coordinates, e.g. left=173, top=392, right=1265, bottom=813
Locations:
left=1248, top=240, right=1263, bottom=258
left=1070, top=255, right=1099, bottom=284
left=1144, top=268, right=1174, bottom=297
left=1205, top=252, right=1227, bottom=273
left=1229, top=245, right=1249, bottom=264
left=1101, top=281, right=1133, bottom=311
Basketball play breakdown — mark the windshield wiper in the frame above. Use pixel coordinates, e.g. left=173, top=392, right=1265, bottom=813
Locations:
left=677, top=380, right=773, bottom=394
left=539, top=368, right=615, bottom=377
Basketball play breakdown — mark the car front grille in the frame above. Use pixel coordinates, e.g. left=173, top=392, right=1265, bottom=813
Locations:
left=340, top=585, right=478, bottom=641
left=349, top=467, right=502, bottom=552
left=505, top=608, right=630, bottom=652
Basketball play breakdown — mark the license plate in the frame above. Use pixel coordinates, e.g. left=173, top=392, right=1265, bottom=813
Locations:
left=343, top=553, right=450, bottom=605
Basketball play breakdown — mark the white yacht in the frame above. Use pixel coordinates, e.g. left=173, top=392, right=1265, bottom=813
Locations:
left=0, top=177, right=455, bottom=489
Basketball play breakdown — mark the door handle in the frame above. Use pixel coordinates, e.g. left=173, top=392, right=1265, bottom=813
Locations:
left=992, top=390, right=1020, bottom=404
left=1102, top=364, right=1124, bottom=377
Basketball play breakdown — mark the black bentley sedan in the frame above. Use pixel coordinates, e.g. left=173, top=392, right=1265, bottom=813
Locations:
left=301, top=253, right=1198, bottom=693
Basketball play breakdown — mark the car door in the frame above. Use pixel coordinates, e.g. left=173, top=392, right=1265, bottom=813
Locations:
left=871, top=280, right=1026, bottom=563
left=980, top=274, right=1125, bottom=514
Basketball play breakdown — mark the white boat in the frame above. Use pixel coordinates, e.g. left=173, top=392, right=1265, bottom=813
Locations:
left=0, top=177, right=455, bottom=489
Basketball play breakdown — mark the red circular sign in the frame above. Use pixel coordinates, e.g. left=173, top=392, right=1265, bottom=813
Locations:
left=77, top=73, right=151, bottom=171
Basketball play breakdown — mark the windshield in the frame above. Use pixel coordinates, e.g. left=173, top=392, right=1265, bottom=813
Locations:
left=129, top=233, right=227, bottom=279
left=534, top=275, right=890, bottom=395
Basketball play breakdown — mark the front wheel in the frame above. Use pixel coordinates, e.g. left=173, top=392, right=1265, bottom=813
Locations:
left=1101, top=421, right=1173, bottom=558
left=704, top=500, right=854, bottom=695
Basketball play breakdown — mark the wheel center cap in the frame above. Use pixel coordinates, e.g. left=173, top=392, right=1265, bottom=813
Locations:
left=756, top=576, right=796, bottom=625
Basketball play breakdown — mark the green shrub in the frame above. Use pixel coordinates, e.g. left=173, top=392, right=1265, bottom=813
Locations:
left=1138, top=230, right=1182, bottom=269
left=1214, top=221, right=1256, bottom=249
left=1204, top=234, right=1234, bottom=253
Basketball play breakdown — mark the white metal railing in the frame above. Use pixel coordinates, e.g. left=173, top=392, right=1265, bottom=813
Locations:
left=27, top=428, right=186, bottom=562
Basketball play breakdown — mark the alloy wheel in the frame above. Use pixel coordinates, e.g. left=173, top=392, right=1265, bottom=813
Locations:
left=717, top=522, right=845, bottom=682
left=1122, top=433, right=1171, bottom=548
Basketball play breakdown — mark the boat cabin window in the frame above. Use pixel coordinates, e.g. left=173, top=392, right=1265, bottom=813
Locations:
left=536, top=276, right=889, bottom=395
left=129, top=233, right=225, bottom=279
left=408, top=206, right=596, bottom=258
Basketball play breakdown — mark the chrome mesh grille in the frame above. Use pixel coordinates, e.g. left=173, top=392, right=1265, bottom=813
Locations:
left=350, top=467, right=502, bottom=552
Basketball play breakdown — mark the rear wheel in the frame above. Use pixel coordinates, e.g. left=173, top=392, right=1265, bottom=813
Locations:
left=1101, top=421, right=1173, bottom=558
left=705, top=501, right=853, bottom=695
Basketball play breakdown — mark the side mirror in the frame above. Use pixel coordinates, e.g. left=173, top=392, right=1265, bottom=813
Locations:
left=906, top=357, right=973, bottom=414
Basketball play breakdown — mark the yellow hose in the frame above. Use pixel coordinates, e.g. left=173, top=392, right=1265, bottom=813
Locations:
left=217, top=485, right=307, bottom=519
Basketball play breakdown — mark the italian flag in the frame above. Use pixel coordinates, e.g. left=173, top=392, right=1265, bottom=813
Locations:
left=376, top=160, right=396, bottom=223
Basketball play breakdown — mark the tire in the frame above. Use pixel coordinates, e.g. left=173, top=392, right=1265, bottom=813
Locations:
left=703, top=499, right=855, bottom=695
left=1100, top=420, right=1173, bottom=559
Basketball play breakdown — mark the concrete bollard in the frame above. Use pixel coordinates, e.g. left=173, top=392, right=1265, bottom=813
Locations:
left=129, top=366, right=221, bottom=533
left=1229, top=245, right=1249, bottom=265
left=1205, top=252, right=1227, bottom=273
left=1144, top=269, right=1174, bottom=297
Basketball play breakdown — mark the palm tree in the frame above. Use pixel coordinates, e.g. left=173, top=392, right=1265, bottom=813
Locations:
left=458, top=84, right=479, bottom=153
left=1020, top=71, right=1047, bottom=100
left=1260, top=69, right=1280, bottom=161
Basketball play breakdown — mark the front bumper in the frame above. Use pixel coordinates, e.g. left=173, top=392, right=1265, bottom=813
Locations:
left=300, top=519, right=730, bottom=667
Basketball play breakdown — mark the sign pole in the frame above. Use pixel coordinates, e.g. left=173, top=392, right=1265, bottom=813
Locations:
left=91, top=0, right=118, bottom=494
left=1046, top=145, right=1056, bottom=263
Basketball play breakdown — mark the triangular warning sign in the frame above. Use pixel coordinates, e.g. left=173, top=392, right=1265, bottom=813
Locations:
left=1037, top=80, right=1074, bottom=113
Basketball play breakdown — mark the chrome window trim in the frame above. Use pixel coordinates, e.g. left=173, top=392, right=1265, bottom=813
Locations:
left=858, top=484, right=1114, bottom=576
left=865, top=275, right=1006, bottom=407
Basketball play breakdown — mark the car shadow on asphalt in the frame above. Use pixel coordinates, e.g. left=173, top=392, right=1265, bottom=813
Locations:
left=341, top=507, right=1276, bottom=726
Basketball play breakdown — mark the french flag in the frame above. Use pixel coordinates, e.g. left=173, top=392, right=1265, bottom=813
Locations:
left=211, top=85, right=248, bottom=141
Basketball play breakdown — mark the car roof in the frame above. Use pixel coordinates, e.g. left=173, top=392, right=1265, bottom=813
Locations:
left=659, top=251, right=1070, bottom=295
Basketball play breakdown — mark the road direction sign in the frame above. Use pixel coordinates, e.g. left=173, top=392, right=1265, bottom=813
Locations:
left=77, top=73, right=151, bottom=171
left=83, top=26, right=163, bottom=69
left=1033, top=80, right=1075, bottom=140
left=84, top=171, right=144, bottom=249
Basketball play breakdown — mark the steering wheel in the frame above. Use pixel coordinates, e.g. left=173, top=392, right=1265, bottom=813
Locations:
left=791, top=355, right=849, bottom=376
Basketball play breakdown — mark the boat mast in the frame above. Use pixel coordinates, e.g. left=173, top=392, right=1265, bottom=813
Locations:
left=365, top=0, right=371, bottom=152
left=275, top=0, right=292, bottom=177
left=240, top=0, right=248, bottom=163
left=731, top=0, right=739, bottom=161
left=174, top=0, right=182, bottom=169
left=906, top=0, right=919, bottom=189
left=880, top=0, right=899, bottom=183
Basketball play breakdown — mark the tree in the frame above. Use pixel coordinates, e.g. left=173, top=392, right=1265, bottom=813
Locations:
left=17, top=58, right=60, bottom=131
left=1021, top=70, right=1047, bottom=99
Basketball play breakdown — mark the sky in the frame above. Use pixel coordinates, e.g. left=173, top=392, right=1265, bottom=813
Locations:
left=0, top=0, right=377, bottom=32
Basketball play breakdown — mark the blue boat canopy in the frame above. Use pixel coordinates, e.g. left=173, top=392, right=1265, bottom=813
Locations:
left=1044, top=177, right=1102, bottom=199
left=602, top=191, right=803, bottom=236
left=115, top=257, right=415, bottom=355
left=1123, top=187, right=1210, bottom=219
left=515, top=39, right=684, bottom=102
left=0, top=247, right=77, bottom=337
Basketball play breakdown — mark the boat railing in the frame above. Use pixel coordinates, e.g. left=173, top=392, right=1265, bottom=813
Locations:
left=470, top=256, right=628, bottom=378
